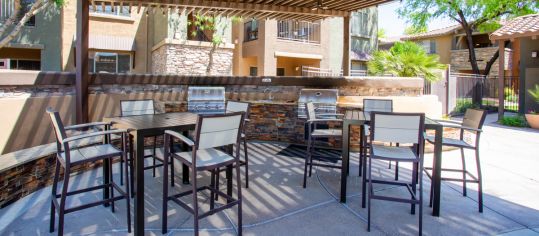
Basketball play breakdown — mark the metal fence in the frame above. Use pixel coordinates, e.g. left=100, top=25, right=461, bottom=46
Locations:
left=452, top=73, right=519, bottom=113
left=301, top=66, right=368, bottom=77
left=277, top=20, right=321, bottom=44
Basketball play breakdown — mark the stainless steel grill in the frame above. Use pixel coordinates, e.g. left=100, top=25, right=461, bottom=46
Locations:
left=298, top=89, right=339, bottom=118
left=187, top=86, right=226, bottom=114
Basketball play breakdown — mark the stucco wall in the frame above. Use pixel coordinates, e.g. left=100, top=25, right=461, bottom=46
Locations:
left=2, top=5, right=62, bottom=71
left=520, top=37, right=539, bottom=113
left=61, top=2, right=149, bottom=73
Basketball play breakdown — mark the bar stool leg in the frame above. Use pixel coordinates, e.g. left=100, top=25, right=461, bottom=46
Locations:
left=243, top=138, right=249, bottom=188
left=461, top=147, right=467, bottom=196
left=58, top=167, right=70, bottom=236
left=123, top=136, right=132, bottom=233
left=367, top=155, right=372, bottom=232
left=235, top=160, right=243, bottom=236
left=49, top=159, right=60, bottom=233
left=303, top=134, right=311, bottom=188
left=192, top=169, right=200, bottom=236
left=476, top=148, right=483, bottom=213
left=161, top=136, right=169, bottom=234
left=109, top=157, right=115, bottom=213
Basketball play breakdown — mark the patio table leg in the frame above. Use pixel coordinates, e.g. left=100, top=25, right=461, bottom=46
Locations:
left=340, top=122, right=350, bottom=203
left=103, top=125, right=110, bottom=207
left=432, top=125, right=443, bottom=216
left=182, top=131, right=190, bottom=184
left=134, top=133, right=145, bottom=235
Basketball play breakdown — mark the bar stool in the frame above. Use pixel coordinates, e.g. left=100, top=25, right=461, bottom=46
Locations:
left=162, top=112, right=245, bottom=236
left=47, top=108, right=131, bottom=236
left=425, top=108, right=487, bottom=212
left=303, top=102, right=344, bottom=188
left=362, top=111, right=425, bottom=235
left=225, top=101, right=251, bottom=188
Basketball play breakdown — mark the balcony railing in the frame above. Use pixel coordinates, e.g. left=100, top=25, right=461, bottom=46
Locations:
left=301, top=66, right=368, bottom=77
left=0, top=0, right=14, bottom=21
left=277, top=20, right=320, bottom=44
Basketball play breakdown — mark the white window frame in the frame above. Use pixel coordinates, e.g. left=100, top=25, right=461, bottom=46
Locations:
left=92, top=52, right=132, bottom=73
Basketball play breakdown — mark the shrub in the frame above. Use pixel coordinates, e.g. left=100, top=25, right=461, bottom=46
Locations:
left=452, top=99, right=478, bottom=115
left=499, top=115, right=528, bottom=127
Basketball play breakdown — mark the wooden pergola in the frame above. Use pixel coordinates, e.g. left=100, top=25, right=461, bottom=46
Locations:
left=490, top=14, right=539, bottom=120
left=75, top=0, right=393, bottom=123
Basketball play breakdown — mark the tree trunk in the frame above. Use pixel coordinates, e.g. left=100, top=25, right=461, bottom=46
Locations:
left=206, top=43, right=217, bottom=75
left=463, top=26, right=483, bottom=105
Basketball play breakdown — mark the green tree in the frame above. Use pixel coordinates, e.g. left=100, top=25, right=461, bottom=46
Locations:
left=398, top=0, right=538, bottom=77
left=377, top=28, right=387, bottom=39
left=188, top=14, right=240, bottom=75
left=404, top=25, right=428, bottom=35
left=367, top=41, right=447, bottom=82
left=0, top=0, right=64, bottom=48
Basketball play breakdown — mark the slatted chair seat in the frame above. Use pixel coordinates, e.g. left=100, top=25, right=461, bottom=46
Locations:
left=60, top=144, right=122, bottom=165
left=372, top=145, right=418, bottom=161
left=174, top=149, right=235, bottom=169
left=311, top=129, right=342, bottom=137
left=425, top=135, right=474, bottom=149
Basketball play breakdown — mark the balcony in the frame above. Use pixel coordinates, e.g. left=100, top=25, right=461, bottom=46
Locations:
left=277, top=20, right=321, bottom=44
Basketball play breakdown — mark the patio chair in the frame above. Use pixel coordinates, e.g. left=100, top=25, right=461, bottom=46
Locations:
left=360, top=99, right=398, bottom=179
left=362, top=111, right=425, bottom=235
left=120, top=99, right=174, bottom=196
left=161, top=112, right=245, bottom=236
left=303, top=102, right=343, bottom=188
left=46, top=108, right=131, bottom=236
left=224, top=101, right=251, bottom=188
left=425, top=108, right=487, bottom=212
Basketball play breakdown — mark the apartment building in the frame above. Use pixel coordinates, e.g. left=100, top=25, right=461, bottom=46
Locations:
left=232, top=7, right=378, bottom=76
left=1, top=1, right=377, bottom=76
left=400, top=25, right=513, bottom=76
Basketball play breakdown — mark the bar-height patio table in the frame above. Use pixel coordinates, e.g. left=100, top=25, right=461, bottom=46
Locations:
left=341, top=109, right=445, bottom=217
left=104, top=112, right=198, bottom=235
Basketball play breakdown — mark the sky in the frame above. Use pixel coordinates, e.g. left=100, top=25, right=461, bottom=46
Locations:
left=378, top=1, right=456, bottom=37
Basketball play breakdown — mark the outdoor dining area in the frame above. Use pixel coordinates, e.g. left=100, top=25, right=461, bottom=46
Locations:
left=36, top=85, right=489, bottom=236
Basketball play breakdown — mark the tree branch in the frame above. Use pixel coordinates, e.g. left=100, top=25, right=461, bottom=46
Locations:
left=0, top=0, right=50, bottom=49
left=0, top=0, right=22, bottom=37
left=483, top=41, right=510, bottom=76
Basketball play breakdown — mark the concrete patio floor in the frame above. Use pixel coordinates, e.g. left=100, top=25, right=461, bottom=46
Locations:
left=1, top=114, right=539, bottom=236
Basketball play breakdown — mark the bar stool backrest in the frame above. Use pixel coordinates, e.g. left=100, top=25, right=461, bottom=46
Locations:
left=363, top=99, right=393, bottom=113
left=371, top=112, right=425, bottom=145
left=306, top=102, right=317, bottom=120
left=462, top=108, right=487, bottom=132
left=46, top=108, right=67, bottom=145
left=120, top=100, right=155, bottom=117
left=195, top=112, right=244, bottom=150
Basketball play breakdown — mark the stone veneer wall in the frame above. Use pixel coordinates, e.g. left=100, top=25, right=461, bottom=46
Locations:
left=152, top=42, right=234, bottom=75
left=450, top=47, right=513, bottom=75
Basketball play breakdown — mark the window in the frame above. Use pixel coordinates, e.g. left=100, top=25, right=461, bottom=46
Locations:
left=420, top=40, right=436, bottom=54
left=4, top=59, right=41, bottom=70
left=89, top=5, right=130, bottom=17
left=276, top=68, right=285, bottom=76
left=249, top=66, right=257, bottom=76
left=89, top=52, right=131, bottom=73
left=244, top=20, right=258, bottom=42
left=351, top=9, right=369, bottom=36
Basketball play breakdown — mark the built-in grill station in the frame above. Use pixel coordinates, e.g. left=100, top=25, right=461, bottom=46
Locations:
left=187, top=86, right=226, bottom=114
left=298, top=89, right=339, bottom=118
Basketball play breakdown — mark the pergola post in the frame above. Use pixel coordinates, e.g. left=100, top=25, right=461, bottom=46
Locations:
left=342, top=15, right=351, bottom=76
left=76, top=0, right=89, bottom=124
left=497, top=40, right=505, bottom=121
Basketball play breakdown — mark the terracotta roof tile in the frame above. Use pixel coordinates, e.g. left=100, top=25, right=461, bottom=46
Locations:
left=490, top=14, right=539, bottom=40
left=400, top=25, right=461, bottom=40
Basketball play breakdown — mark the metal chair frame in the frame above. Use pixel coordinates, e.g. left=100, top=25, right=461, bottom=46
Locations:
left=162, top=112, right=245, bottom=236
left=47, top=108, right=131, bottom=236
left=302, top=102, right=344, bottom=188
left=361, top=111, right=425, bottom=235
left=425, top=108, right=487, bottom=213
left=119, top=99, right=175, bottom=196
